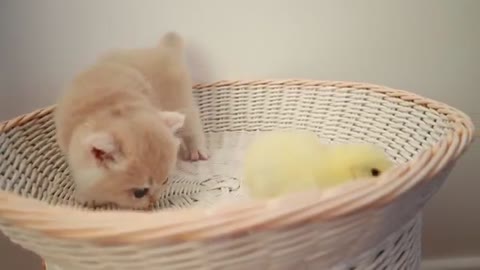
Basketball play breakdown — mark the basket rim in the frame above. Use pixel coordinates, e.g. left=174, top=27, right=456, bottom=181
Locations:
left=0, top=79, right=475, bottom=246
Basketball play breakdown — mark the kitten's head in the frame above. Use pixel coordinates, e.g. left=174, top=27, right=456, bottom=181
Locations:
left=70, top=110, right=185, bottom=209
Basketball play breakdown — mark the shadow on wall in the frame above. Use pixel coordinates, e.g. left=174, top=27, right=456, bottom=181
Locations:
left=0, top=232, right=42, bottom=270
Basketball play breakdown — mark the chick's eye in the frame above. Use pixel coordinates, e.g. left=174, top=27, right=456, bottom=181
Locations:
left=133, top=188, right=149, bottom=199
left=371, top=168, right=380, bottom=177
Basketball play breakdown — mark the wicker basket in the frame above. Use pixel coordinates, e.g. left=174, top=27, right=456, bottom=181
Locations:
left=0, top=80, right=474, bottom=270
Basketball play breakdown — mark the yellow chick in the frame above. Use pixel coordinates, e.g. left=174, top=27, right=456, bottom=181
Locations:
left=243, top=130, right=394, bottom=199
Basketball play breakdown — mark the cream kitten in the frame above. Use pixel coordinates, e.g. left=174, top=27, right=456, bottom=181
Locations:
left=55, top=32, right=208, bottom=209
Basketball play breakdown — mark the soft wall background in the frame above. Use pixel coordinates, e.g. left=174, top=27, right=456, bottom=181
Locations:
left=0, top=0, right=479, bottom=269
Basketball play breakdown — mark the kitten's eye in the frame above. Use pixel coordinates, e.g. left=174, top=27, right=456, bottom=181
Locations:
left=133, top=188, right=149, bottom=199
left=371, top=168, right=381, bottom=177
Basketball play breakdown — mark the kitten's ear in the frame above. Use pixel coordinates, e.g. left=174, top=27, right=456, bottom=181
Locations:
left=158, top=111, right=185, bottom=133
left=83, top=132, right=119, bottom=165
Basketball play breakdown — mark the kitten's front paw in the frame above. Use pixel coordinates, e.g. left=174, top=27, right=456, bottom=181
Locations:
left=188, top=149, right=209, bottom=161
left=74, top=191, right=107, bottom=207
left=182, top=145, right=209, bottom=161
left=74, top=192, right=94, bottom=206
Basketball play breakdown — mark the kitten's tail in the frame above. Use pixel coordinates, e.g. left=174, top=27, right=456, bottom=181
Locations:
left=158, top=32, right=184, bottom=52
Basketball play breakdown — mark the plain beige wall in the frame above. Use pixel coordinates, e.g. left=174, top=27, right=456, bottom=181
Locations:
left=0, top=0, right=478, bottom=268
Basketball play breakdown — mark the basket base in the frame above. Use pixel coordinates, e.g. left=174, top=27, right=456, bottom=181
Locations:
left=42, top=213, right=422, bottom=270
left=330, top=213, right=422, bottom=270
